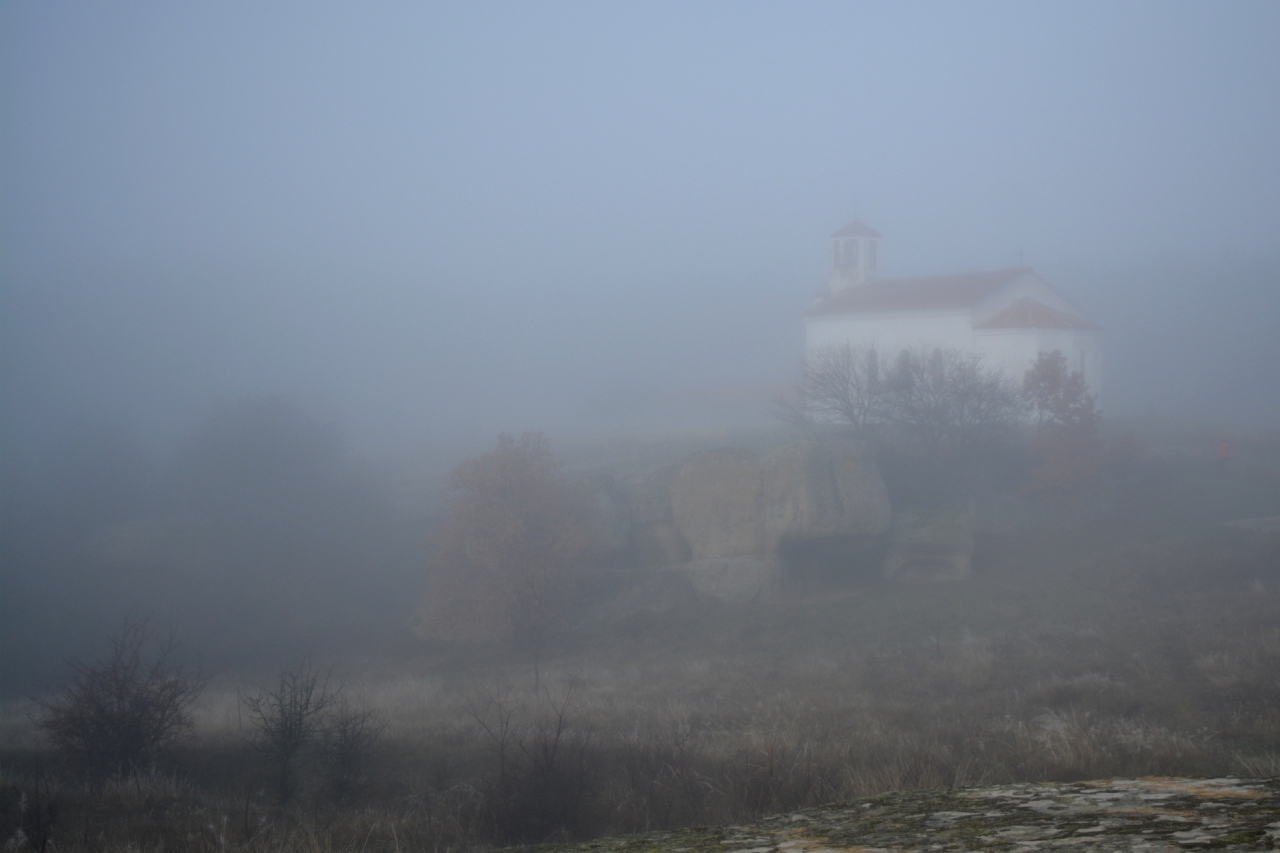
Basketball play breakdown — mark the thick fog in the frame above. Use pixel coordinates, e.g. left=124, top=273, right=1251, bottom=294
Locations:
left=3, top=4, right=1279, bottom=690
left=5, top=2, right=1279, bottom=462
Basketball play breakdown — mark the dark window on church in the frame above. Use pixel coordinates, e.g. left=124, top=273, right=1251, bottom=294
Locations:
left=868, top=240, right=877, bottom=273
left=841, top=239, right=858, bottom=271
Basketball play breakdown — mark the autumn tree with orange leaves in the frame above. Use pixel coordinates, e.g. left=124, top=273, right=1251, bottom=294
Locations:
left=415, top=432, right=593, bottom=688
left=1022, top=350, right=1103, bottom=506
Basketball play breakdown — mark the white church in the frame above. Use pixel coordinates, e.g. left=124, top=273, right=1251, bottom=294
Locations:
left=804, top=222, right=1102, bottom=397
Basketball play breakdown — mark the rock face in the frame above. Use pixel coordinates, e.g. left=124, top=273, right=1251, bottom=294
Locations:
left=669, top=448, right=766, bottom=561
left=584, top=440, right=893, bottom=601
left=882, top=508, right=973, bottom=583
left=535, top=776, right=1280, bottom=852
left=763, top=440, right=890, bottom=542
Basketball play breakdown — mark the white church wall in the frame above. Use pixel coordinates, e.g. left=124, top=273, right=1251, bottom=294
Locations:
left=974, top=328, right=1104, bottom=402
left=806, top=311, right=975, bottom=356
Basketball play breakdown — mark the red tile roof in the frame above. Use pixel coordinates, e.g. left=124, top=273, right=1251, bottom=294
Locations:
left=830, top=221, right=883, bottom=239
left=974, top=297, right=1097, bottom=330
left=806, top=268, right=1031, bottom=316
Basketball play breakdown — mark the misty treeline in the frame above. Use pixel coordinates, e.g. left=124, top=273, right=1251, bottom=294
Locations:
left=782, top=345, right=1136, bottom=509
left=0, top=396, right=423, bottom=693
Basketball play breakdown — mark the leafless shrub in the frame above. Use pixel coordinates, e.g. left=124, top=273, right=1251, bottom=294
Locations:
left=318, top=699, right=383, bottom=805
left=38, top=618, right=204, bottom=777
left=791, top=344, right=1024, bottom=454
left=795, top=344, right=889, bottom=439
left=886, top=347, right=1025, bottom=454
left=241, top=661, right=337, bottom=806
left=466, top=683, right=600, bottom=843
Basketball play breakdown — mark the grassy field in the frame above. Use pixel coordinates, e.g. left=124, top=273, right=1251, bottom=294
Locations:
left=3, top=434, right=1279, bottom=851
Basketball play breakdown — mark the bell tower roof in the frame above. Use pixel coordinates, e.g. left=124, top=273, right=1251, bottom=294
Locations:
left=830, top=221, right=883, bottom=239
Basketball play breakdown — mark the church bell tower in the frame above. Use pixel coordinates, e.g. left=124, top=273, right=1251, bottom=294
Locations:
left=827, top=221, right=881, bottom=294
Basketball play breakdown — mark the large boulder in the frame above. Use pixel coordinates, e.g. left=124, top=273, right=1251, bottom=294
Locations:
left=664, top=441, right=895, bottom=600
left=764, top=440, right=890, bottom=542
left=881, top=508, right=973, bottom=583
left=669, top=448, right=766, bottom=560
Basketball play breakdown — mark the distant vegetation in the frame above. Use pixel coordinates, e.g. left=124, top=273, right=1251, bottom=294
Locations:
left=0, top=396, right=424, bottom=691
left=2, top=395, right=1279, bottom=851
left=415, top=431, right=595, bottom=689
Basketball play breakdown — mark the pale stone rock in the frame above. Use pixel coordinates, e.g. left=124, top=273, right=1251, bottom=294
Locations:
left=763, top=440, right=889, bottom=543
left=531, top=776, right=1280, bottom=853
left=669, top=448, right=766, bottom=561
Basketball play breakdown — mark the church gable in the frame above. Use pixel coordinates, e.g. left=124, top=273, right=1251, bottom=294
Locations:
left=974, top=297, right=1098, bottom=331
left=803, top=221, right=1103, bottom=398
left=969, top=273, right=1087, bottom=327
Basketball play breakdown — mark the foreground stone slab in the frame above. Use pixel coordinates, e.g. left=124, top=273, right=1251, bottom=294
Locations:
left=545, top=777, right=1280, bottom=852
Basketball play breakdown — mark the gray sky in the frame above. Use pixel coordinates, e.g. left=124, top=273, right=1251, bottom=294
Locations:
left=4, top=1, right=1279, bottom=457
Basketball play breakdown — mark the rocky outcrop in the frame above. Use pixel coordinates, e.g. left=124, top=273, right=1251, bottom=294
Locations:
left=881, top=508, right=973, bottom=583
left=763, top=440, right=890, bottom=542
left=662, top=441, right=891, bottom=600
left=532, top=776, right=1280, bottom=852
left=574, top=439, right=894, bottom=601
left=669, top=448, right=767, bottom=561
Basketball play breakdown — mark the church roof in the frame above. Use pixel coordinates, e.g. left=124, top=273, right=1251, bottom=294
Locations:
left=806, top=268, right=1031, bottom=316
left=974, top=297, right=1098, bottom=330
left=830, top=221, right=883, bottom=239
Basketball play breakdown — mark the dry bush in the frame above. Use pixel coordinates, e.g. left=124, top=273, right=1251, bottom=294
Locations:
left=886, top=347, right=1025, bottom=454
left=792, top=345, right=1025, bottom=456
left=38, top=618, right=204, bottom=777
left=318, top=699, right=383, bottom=805
left=792, top=344, right=889, bottom=439
left=466, top=683, right=601, bottom=843
left=416, top=431, right=596, bottom=689
left=1022, top=350, right=1104, bottom=505
left=241, top=661, right=338, bottom=806
left=1236, top=751, right=1280, bottom=777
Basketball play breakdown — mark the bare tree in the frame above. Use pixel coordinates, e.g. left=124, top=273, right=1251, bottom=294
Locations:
left=39, top=617, right=204, bottom=777
left=795, top=344, right=888, bottom=438
left=1024, top=349, right=1098, bottom=431
left=791, top=344, right=1024, bottom=454
left=318, top=698, right=383, bottom=805
left=1022, top=350, right=1104, bottom=505
left=242, top=661, right=338, bottom=806
left=886, top=347, right=1025, bottom=453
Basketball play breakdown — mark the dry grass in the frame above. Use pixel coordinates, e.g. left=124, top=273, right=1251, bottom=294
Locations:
left=4, top=450, right=1279, bottom=851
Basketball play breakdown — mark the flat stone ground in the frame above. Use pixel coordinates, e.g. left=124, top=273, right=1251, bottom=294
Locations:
left=544, top=778, right=1280, bottom=852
